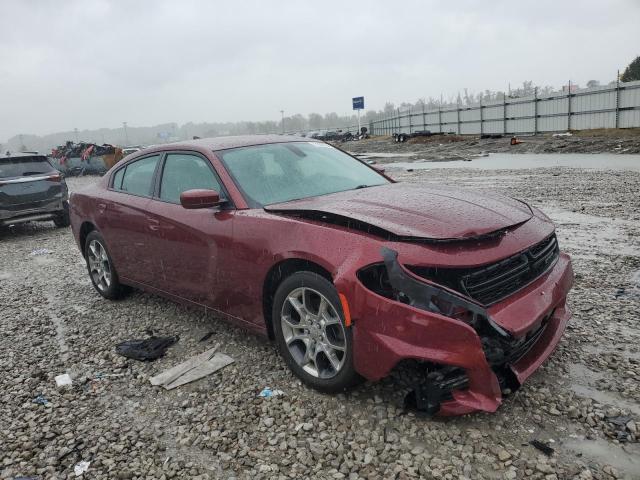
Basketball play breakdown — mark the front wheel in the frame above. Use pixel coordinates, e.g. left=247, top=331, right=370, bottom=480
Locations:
left=272, top=272, right=362, bottom=392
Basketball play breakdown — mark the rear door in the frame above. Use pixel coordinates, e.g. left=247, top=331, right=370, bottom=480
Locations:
left=144, top=152, right=234, bottom=305
left=101, top=154, right=161, bottom=284
left=0, top=156, right=64, bottom=220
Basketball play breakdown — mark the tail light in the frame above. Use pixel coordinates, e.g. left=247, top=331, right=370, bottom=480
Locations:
left=47, top=174, right=62, bottom=182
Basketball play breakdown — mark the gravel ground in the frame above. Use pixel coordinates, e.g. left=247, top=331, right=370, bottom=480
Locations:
left=1, top=166, right=639, bottom=480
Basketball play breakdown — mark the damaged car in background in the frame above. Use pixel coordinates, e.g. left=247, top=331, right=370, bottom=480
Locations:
left=69, top=135, right=573, bottom=415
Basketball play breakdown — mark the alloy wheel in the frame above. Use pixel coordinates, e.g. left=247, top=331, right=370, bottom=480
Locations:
left=87, top=239, right=112, bottom=292
left=280, top=287, right=347, bottom=379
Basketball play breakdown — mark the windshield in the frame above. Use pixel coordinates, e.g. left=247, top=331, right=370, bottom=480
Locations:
left=218, top=142, right=389, bottom=207
left=0, top=156, right=56, bottom=179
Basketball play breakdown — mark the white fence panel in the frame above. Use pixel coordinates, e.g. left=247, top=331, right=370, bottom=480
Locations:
left=620, top=109, right=640, bottom=128
left=483, top=120, right=503, bottom=134
left=484, top=106, right=503, bottom=120
left=367, top=82, right=640, bottom=135
left=620, top=86, right=640, bottom=108
left=538, top=97, right=568, bottom=116
left=572, top=112, right=615, bottom=130
left=573, top=91, right=615, bottom=113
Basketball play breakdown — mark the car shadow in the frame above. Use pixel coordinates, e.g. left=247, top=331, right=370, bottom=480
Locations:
left=0, top=221, right=60, bottom=240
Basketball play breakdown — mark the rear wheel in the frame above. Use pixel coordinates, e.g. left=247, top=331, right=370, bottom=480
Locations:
left=84, top=231, right=129, bottom=300
left=273, top=272, right=361, bottom=392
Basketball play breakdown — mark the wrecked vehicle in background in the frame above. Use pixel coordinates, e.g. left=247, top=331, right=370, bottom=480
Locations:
left=393, top=130, right=437, bottom=142
left=1, top=152, right=70, bottom=227
left=49, top=141, right=124, bottom=176
left=69, top=135, right=573, bottom=415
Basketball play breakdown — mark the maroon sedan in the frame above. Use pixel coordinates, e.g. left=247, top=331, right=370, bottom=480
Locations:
left=70, top=136, right=573, bottom=415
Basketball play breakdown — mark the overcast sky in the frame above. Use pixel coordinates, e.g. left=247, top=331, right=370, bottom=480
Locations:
left=1, top=0, right=639, bottom=142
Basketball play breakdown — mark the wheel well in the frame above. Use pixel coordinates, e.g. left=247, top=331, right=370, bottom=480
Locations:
left=79, top=222, right=96, bottom=257
left=262, top=259, right=333, bottom=339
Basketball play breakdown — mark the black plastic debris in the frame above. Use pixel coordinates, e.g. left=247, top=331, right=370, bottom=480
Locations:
left=115, top=336, right=179, bottom=361
left=403, top=377, right=443, bottom=415
left=606, top=415, right=634, bottom=442
left=529, top=439, right=554, bottom=456
left=199, top=331, right=215, bottom=342
left=607, top=415, right=633, bottom=427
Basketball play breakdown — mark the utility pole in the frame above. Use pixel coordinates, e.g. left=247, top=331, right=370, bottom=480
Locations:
left=280, top=110, right=285, bottom=134
left=615, top=70, right=621, bottom=129
left=123, top=122, right=129, bottom=145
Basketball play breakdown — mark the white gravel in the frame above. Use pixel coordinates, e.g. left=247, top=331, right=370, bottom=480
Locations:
left=1, top=168, right=639, bottom=479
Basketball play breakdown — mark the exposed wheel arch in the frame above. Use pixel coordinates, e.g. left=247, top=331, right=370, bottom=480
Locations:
left=79, top=221, right=96, bottom=258
left=263, top=258, right=333, bottom=340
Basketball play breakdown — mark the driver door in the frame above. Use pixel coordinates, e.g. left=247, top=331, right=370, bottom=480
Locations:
left=144, top=152, right=234, bottom=305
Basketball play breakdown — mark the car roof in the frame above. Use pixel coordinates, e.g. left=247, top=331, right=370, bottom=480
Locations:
left=153, top=134, right=314, bottom=152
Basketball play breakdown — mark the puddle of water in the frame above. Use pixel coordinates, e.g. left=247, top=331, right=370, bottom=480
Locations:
left=354, top=152, right=417, bottom=159
left=563, top=437, right=640, bottom=479
left=43, top=290, right=69, bottom=362
left=543, top=206, right=640, bottom=259
left=571, top=384, right=640, bottom=417
left=582, top=344, right=640, bottom=362
left=567, top=364, right=640, bottom=416
left=31, top=256, right=56, bottom=265
left=385, top=153, right=640, bottom=171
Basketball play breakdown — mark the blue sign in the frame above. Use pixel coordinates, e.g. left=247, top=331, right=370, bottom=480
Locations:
left=352, top=96, right=364, bottom=110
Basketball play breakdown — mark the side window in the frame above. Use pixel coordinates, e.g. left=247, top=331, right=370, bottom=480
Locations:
left=119, top=155, right=160, bottom=196
left=159, top=153, right=223, bottom=204
left=112, top=167, right=125, bottom=190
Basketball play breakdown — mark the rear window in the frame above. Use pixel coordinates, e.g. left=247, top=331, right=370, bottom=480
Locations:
left=117, top=155, right=160, bottom=197
left=0, top=156, right=55, bottom=178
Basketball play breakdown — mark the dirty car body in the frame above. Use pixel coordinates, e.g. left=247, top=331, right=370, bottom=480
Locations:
left=0, top=153, right=70, bottom=227
left=69, top=135, right=573, bottom=415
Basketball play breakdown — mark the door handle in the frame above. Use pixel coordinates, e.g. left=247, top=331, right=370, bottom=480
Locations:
left=147, top=217, right=160, bottom=231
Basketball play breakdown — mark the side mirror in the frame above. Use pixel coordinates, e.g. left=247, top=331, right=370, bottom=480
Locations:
left=180, top=189, right=223, bottom=209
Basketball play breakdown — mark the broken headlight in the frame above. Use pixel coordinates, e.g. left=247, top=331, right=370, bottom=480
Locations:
left=357, top=248, right=508, bottom=337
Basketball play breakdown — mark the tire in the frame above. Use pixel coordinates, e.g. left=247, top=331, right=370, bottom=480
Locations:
left=84, top=230, right=129, bottom=300
left=53, top=201, right=70, bottom=228
left=272, top=271, right=362, bottom=393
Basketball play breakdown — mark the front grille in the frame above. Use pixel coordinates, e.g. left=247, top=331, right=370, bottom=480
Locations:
left=482, top=320, right=548, bottom=367
left=408, top=234, right=559, bottom=306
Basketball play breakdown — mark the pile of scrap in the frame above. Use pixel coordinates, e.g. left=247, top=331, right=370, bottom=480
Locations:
left=50, top=141, right=123, bottom=175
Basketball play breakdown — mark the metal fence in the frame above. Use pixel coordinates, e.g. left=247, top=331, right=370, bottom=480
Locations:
left=333, top=80, right=640, bottom=136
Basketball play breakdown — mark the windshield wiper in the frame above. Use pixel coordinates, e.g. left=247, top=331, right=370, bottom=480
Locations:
left=355, top=184, right=370, bottom=189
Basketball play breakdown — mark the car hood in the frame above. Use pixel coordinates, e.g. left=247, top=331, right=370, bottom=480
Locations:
left=265, top=183, right=533, bottom=241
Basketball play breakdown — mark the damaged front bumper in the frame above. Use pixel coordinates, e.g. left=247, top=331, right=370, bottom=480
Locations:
left=348, top=248, right=573, bottom=415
